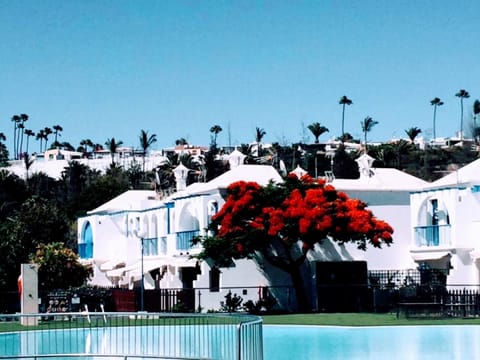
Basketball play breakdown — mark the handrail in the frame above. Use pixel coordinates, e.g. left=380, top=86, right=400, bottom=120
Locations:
left=0, top=312, right=263, bottom=360
left=0, top=355, right=214, bottom=359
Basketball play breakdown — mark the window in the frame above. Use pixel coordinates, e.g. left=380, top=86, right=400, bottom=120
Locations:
left=143, top=238, right=158, bottom=256
left=79, top=221, right=93, bottom=259
left=160, top=236, right=167, bottom=255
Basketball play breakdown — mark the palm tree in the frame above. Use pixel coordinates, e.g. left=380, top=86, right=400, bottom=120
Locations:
left=79, top=139, right=94, bottom=154
left=473, top=100, right=480, bottom=129
left=36, top=130, right=45, bottom=153
left=139, top=130, right=157, bottom=172
left=16, top=122, right=24, bottom=157
left=307, top=122, right=329, bottom=144
left=339, top=95, right=353, bottom=139
left=255, top=127, right=266, bottom=143
left=209, top=125, right=222, bottom=148
left=405, top=127, right=422, bottom=143
left=338, top=132, right=354, bottom=143
left=254, top=127, right=267, bottom=157
left=175, top=138, right=188, bottom=146
left=43, top=127, right=53, bottom=151
left=60, top=141, right=75, bottom=151
left=455, top=89, right=470, bottom=140
left=430, top=97, right=444, bottom=140
left=473, top=100, right=480, bottom=143
left=105, top=137, right=123, bottom=165
left=24, top=129, right=35, bottom=155
left=53, top=125, right=63, bottom=143
left=361, top=116, right=378, bottom=152
left=18, top=114, right=28, bottom=157
left=11, top=115, right=21, bottom=159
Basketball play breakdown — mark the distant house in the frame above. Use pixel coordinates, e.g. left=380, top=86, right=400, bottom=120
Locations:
left=7, top=148, right=167, bottom=180
left=44, top=148, right=83, bottom=161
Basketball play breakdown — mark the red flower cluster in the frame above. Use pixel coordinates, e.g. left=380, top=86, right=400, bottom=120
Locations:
left=210, top=178, right=393, bottom=257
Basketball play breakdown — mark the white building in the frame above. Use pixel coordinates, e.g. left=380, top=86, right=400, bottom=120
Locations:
left=77, top=164, right=287, bottom=311
left=409, top=158, right=480, bottom=288
left=331, top=154, right=429, bottom=270
left=78, top=149, right=442, bottom=311
left=7, top=149, right=168, bottom=180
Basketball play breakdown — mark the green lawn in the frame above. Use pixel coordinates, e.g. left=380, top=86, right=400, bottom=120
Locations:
left=261, top=312, right=480, bottom=326
left=3, top=312, right=480, bottom=332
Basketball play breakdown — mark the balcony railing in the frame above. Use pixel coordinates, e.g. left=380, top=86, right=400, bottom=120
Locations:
left=414, top=224, right=451, bottom=247
left=176, top=230, right=200, bottom=251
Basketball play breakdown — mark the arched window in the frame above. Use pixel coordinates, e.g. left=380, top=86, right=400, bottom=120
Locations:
left=79, top=221, right=93, bottom=259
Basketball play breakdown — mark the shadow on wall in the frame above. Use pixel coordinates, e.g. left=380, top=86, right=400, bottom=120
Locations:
left=252, top=239, right=352, bottom=312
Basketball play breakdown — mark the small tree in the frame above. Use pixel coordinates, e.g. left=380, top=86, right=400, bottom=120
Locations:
left=455, top=89, right=470, bottom=140
left=31, top=242, right=93, bottom=290
left=105, top=137, right=124, bottom=165
left=361, top=116, right=378, bottom=152
left=339, top=95, right=353, bottom=139
left=307, top=122, right=329, bottom=144
left=209, top=125, right=223, bottom=148
left=405, top=127, right=422, bottom=143
left=139, top=130, right=157, bottom=172
left=430, top=97, right=444, bottom=140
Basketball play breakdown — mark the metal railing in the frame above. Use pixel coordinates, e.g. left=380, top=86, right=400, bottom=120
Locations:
left=176, top=230, right=200, bottom=251
left=414, top=224, right=451, bottom=247
left=0, top=312, right=263, bottom=360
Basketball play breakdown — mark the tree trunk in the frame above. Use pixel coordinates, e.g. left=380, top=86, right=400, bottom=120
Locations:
left=285, top=263, right=311, bottom=312
left=260, top=241, right=312, bottom=312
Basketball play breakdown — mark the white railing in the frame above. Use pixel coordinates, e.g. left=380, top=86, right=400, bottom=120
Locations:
left=176, top=230, right=201, bottom=251
left=414, top=225, right=452, bottom=247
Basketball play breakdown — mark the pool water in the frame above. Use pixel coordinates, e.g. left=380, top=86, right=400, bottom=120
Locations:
left=264, top=325, right=480, bottom=359
left=3, top=324, right=480, bottom=359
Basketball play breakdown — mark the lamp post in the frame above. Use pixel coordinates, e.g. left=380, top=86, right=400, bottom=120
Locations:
left=140, top=236, right=145, bottom=312
left=314, top=150, right=323, bottom=179
left=135, top=217, right=145, bottom=312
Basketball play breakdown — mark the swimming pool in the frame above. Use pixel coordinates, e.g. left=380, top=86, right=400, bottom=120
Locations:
left=264, top=325, right=480, bottom=359
left=2, top=320, right=480, bottom=359
left=0, top=312, right=262, bottom=360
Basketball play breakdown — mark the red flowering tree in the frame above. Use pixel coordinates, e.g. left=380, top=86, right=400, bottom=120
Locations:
left=195, top=174, right=393, bottom=311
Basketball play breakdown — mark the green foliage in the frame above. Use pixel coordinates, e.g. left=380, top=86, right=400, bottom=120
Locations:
left=0, top=143, right=9, bottom=167
left=8, top=197, right=70, bottom=255
left=31, top=242, right=93, bottom=290
left=220, top=291, right=243, bottom=312
left=0, top=170, right=29, bottom=220
left=0, top=197, right=71, bottom=288
left=77, top=168, right=129, bottom=214
left=333, top=146, right=360, bottom=179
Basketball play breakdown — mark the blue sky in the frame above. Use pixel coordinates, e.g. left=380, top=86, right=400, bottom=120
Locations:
left=1, top=1, right=480, bottom=153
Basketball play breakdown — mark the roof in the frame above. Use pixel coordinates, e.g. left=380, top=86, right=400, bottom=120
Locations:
left=6, top=155, right=168, bottom=180
left=88, top=190, right=158, bottom=214
left=331, top=167, right=429, bottom=191
left=179, top=164, right=283, bottom=195
left=88, top=165, right=283, bottom=213
left=425, top=158, right=480, bottom=189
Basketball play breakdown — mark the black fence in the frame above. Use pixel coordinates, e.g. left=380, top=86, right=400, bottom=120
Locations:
left=3, top=267, right=480, bottom=317
left=35, top=287, right=191, bottom=314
